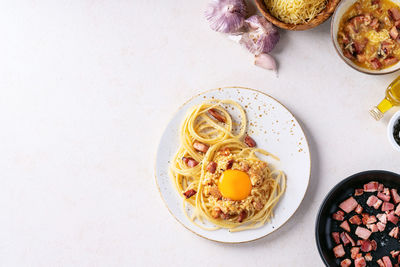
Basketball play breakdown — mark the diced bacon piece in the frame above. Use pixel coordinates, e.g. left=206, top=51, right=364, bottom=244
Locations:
left=383, top=256, right=393, bottom=267
left=350, top=215, right=362, bottom=225
left=333, top=210, right=345, bottom=221
left=362, top=214, right=377, bottom=225
left=332, top=232, right=341, bottom=244
left=383, top=202, right=395, bottom=212
left=384, top=187, right=391, bottom=195
left=341, top=259, right=352, bottom=267
left=390, top=26, right=399, bottom=40
left=182, top=157, right=199, bottom=168
left=361, top=240, right=372, bottom=252
left=244, top=135, right=256, bottom=147
left=340, top=220, right=351, bottom=232
left=367, top=195, right=380, bottom=206
left=355, top=257, right=367, bottom=267
left=371, top=58, right=383, bottom=70
left=395, top=204, right=400, bottom=216
left=379, top=183, right=384, bottom=191
left=351, top=247, right=361, bottom=259
left=357, top=239, right=363, bottom=246
left=367, top=223, right=378, bottom=232
left=334, top=244, right=346, bottom=258
left=355, top=188, right=364, bottom=196
left=384, top=56, right=399, bottom=67
left=389, top=8, right=400, bottom=20
left=193, top=141, right=209, bottom=153
left=392, top=189, right=400, bottom=204
left=377, top=222, right=387, bottom=232
left=371, top=17, right=380, bottom=30
left=378, top=213, right=388, bottom=224
left=346, top=232, right=355, bottom=246
left=183, top=189, right=196, bottom=198
left=208, top=108, right=226, bottom=123
left=341, top=232, right=351, bottom=245
left=379, top=192, right=392, bottom=202
left=354, top=38, right=368, bottom=54
left=378, top=259, right=385, bottom=267
left=365, top=253, right=373, bottom=261
left=365, top=181, right=379, bottom=192
left=206, top=161, right=217, bottom=173
left=374, top=199, right=383, bottom=209
left=355, top=204, right=363, bottom=214
left=388, top=211, right=399, bottom=224
left=372, top=240, right=377, bottom=251
left=391, top=250, right=400, bottom=258
left=390, top=227, right=399, bottom=238
left=356, top=226, right=372, bottom=240
left=340, top=197, right=358, bottom=213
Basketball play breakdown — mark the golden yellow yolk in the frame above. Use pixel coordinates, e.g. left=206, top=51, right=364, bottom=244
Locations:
left=218, top=169, right=252, bottom=201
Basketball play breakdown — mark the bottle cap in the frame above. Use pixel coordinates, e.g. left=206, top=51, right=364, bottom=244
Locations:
left=370, top=107, right=384, bottom=121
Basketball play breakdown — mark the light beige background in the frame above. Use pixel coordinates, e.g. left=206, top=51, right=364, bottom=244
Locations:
left=0, top=0, right=399, bottom=266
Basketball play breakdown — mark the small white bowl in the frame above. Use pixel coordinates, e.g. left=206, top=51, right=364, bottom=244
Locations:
left=387, top=110, right=400, bottom=151
left=331, top=0, right=400, bottom=75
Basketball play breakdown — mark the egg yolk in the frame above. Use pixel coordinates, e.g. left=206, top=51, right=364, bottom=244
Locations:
left=218, top=169, right=252, bottom=201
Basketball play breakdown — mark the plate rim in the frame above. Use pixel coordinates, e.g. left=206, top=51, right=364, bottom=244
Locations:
left=154, top=86, right=312, bottom=244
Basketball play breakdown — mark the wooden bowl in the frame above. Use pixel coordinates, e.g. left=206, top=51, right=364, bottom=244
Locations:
left=254, top=0, right=341, bottom=30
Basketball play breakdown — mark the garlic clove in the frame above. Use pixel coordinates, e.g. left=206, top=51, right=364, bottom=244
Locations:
left=254, top=53, right=277, bottom=72
left=205, top=0, right=247, bottom=34
left=240, top=15, right=280, bottom=54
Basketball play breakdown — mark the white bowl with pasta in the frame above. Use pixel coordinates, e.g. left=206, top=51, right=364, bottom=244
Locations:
left=155, top=87, right=311, bottom=243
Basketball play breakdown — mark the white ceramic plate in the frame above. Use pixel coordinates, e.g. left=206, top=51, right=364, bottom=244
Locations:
left=155, top=87, right=311, bottom=243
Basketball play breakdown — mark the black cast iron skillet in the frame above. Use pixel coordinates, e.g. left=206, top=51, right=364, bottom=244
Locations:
left=316, top=170, right=400, bottom=267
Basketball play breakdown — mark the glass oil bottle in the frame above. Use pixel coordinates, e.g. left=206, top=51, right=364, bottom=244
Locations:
left=370, top=76, right=400, bottom=120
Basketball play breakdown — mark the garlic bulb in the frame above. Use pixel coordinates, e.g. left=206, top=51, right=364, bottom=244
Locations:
left=240, top=15, right=280, bottom=55
left=254, top=53, right=277, bottom=72
left=205, top=0, right=247, bottom=33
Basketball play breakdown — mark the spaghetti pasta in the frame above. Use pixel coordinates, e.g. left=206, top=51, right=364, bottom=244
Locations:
left=169, top=99, right=286, bottom=232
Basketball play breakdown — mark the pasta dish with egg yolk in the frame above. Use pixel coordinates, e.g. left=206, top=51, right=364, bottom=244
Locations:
left=169, top=99, right=286, bottom=232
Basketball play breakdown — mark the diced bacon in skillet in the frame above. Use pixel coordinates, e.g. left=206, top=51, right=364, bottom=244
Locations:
left=391, top=250, right=400, bottom=258
left=392, top=189, right=400, bottom=204
left=383, top=202, right=395, bottom=212
left=379, top=192, right=392, bottom=202
left=341, top=232, right=352, bottom=245
left=355, top=256, right=367, bottom=267
left=364, top=181, right=379, bottom=192
left=362, top=214, right=377, bottom=225
left=351, top=247, right=361, bottom=259
left=341, top=259, right=352, bottom=267
left=377, top=222, right=387, bottom=232
left=378, top=213, right=388, bottom=224
left=367, top=223, right=378, bottom=232
left=390, top=227, right=399, bottom=239
left=346, top=232, right=356, bottom=246
left=367, top=195, right=382, bottom=209
left=384, top=187, right=391, bottom=195
left=378, top=183, right=384, bottom=191
left=361, top=240, right=373, bottom=252
left=334, top=244, right=346, bottom=258
left=332, top=232, right=340, bottom=244
left=377, top=259, right=385, bottom=267
left=383, top=256, right=393, bottom=267
left=365, top=253, right=373, bottom=261
left=388, top=211, right=399, bottom=224
left=340, top=197, right=358, bottom=213
left=395, top=204, right=400, bottom=216
left=356, top=226, right=372, bottom=240
left=355, top=204, right=363, bottom=214
left=333, top=210, right=345, bottom=221
left=340, top=220, right=351, bottom=232
left=355, top=188, right=364, bottom=196
left=389, top=7, right=400, bottom=21
left=372, top=240, right=377, bottom=251
left=350, top=215, right=362, bottom=225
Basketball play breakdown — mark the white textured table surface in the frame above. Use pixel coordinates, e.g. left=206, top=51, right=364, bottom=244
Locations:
left=1, top=1, right=399, bottom=266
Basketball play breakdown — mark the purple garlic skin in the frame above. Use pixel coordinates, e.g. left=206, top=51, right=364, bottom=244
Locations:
left=205, top=0, right=247, bottom=33
left=240, top=15, right=280, bottom=54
